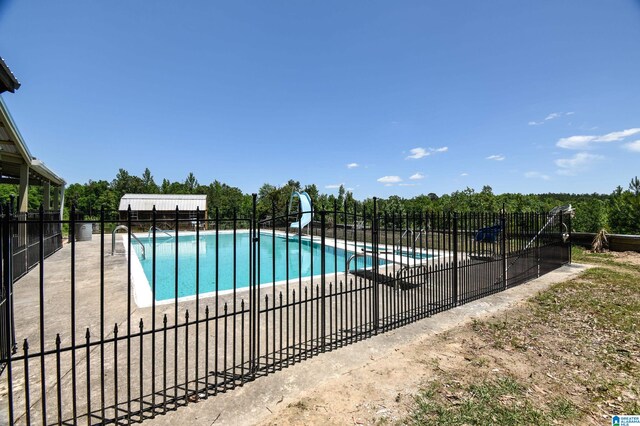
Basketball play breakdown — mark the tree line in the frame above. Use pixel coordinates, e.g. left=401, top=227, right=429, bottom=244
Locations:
left=2, top=168, right=637, bottom=234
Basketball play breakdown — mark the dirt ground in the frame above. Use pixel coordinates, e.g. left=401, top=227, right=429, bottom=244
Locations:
left=258, top=314, right=563, bottom=425
left=609, top=250, right=640, bottom=266
left=258, top=251, right=640, bottom=425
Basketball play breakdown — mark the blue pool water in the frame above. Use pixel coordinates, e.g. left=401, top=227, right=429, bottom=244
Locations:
left=394, top=249, right=432, bottom=260
left=132, top=232, right=382, bottom=301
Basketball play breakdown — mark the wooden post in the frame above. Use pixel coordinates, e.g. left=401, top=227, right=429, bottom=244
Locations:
left=18, top=164, right=29, bottom=213
left=43, top=181, right=51, bottom=211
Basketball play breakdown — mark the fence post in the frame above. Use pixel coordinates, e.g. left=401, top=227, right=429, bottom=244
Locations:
left=9, top=198, right=17, bottom=355
left=2, top=203, right=15, bottom=424
left=372, top=198, right=379, bottom=330
left=501, top=205, right=507, bottom=290
left=452, top=212, right=458, bottom=306
left=250, top=193, right=258, bottom=376
left=567, top=210, right=572, bottom=264
left=320, top=210, right=326, bottom=350
left=558, top=209, right=565, bottom=266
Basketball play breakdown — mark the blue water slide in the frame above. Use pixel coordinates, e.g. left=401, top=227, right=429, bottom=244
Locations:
left=290, top=191, right=313, bottom=230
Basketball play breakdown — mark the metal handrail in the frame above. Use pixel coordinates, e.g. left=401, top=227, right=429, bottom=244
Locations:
left=346, top=253, right=362, bottom=273
left=147, top=226, right=173, bottom=240
left=112, top=225, right=146, bottom=259
left=396, top=229, right=422, bottom=253
left=395, top=264, right=429, bottom=290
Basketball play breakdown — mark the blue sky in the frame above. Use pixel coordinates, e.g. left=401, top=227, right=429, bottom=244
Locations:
left=1, top=1, right=639, bottom=198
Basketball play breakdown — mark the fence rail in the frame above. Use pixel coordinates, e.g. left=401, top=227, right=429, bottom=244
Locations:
left=0, top=199, right=571, bottom=425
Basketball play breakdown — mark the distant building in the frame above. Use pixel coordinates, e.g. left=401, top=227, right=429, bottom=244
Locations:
left=118, top=194, right=207, bottom=229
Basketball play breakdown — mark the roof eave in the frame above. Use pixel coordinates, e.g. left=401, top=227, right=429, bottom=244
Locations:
left=0, top=96, right=33, bottom=163
left=0, top=57, right=21, bottom=94
left=30, top=159, right=66, bottom=186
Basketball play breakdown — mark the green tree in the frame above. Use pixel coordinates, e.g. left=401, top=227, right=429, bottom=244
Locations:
left=629, top=176, right=640, bottom=196
left=111, top=168, right=143, bottom=199
left=207, top=180, right=246, bottom=218
left=572, top=199, right=607, bottom=233
left=141, top=168, right=159, bottom=194
left=608, top=178, right=640, bottom=234
left=184, top=173, right=199, bottom=194
left=303, top=184, right=319, bottom=202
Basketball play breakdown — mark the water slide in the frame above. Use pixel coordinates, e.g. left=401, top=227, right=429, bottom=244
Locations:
left=289, top=191, right=313, bottom=230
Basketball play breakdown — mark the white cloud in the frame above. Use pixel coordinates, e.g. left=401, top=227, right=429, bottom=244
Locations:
left=325, top=183, right=343, bottom=189
left=557, top=127, right=640, bottom=149
left=556, top=135, right=597, bottom=150
left=346, top=163, right=359, bottom=169
left=623, top=140, right=640, bottom=152
left=405, top=146, right=448, bottom=159
left=486, top=154, right=505, bottom=161
left=460, top=172, right=468, bottom=177
left=555, top=152, right=603, bottom=176
left=409, top=172, right=425, bottom=180
left=377, top=176, right=402, bottom=184
left=524, top=171, right=551, bottom=180
left=406, top=147, right=429, bottom=159
left=595, top=128, right=640, bottom=142
left=529, top=111, right=574, bottom=126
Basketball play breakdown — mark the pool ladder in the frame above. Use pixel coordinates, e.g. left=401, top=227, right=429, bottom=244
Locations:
left=396, top=229, right=424, bottom=254
left=147, top=226, right=174, bottom=240
left=346, top=252, right=364, bottom=273
left=112, top=225, right=146, bottom=259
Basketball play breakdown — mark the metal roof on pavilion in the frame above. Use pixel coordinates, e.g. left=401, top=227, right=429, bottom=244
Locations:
left=118, top=194, right=207, bottom=211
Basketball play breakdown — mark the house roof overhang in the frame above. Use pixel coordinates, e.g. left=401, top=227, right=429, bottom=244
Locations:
left=0, top=57, right=21, bottom=94
left=0, top=96, right=65, bottom=186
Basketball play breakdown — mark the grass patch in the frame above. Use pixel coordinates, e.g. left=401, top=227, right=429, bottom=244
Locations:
left=533, top=267, right=640, bottom=334
left=571, top=246, right=614, bottom=264
left=288, top=399, right=310, bottom=411
left=402, top=246, right=640, bottom=424
left=409, top=377, right=578, bottom=426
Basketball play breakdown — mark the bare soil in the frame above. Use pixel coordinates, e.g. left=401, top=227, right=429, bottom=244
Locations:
left=609, top=250, right=640, bottom=266
left=259, top=251, right=640, bottom=425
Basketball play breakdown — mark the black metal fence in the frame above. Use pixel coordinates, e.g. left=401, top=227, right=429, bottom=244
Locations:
left=12, top=211, right=64, bottom=281
left=1, top=207, right=63, bottom=364
left=0, top=199, right=571, bottom=425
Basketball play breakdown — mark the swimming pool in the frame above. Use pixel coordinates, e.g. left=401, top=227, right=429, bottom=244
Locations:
left=130, top=231, right=383, bottom=304
left=394, top=249, right=432, bottom=260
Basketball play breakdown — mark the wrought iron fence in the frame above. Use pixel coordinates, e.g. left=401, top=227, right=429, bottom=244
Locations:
left=0, top=198, right=571, bottom=425
left=11, top=211, right=64, bottom=281
left=1, top=207, right=63, bottom=364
